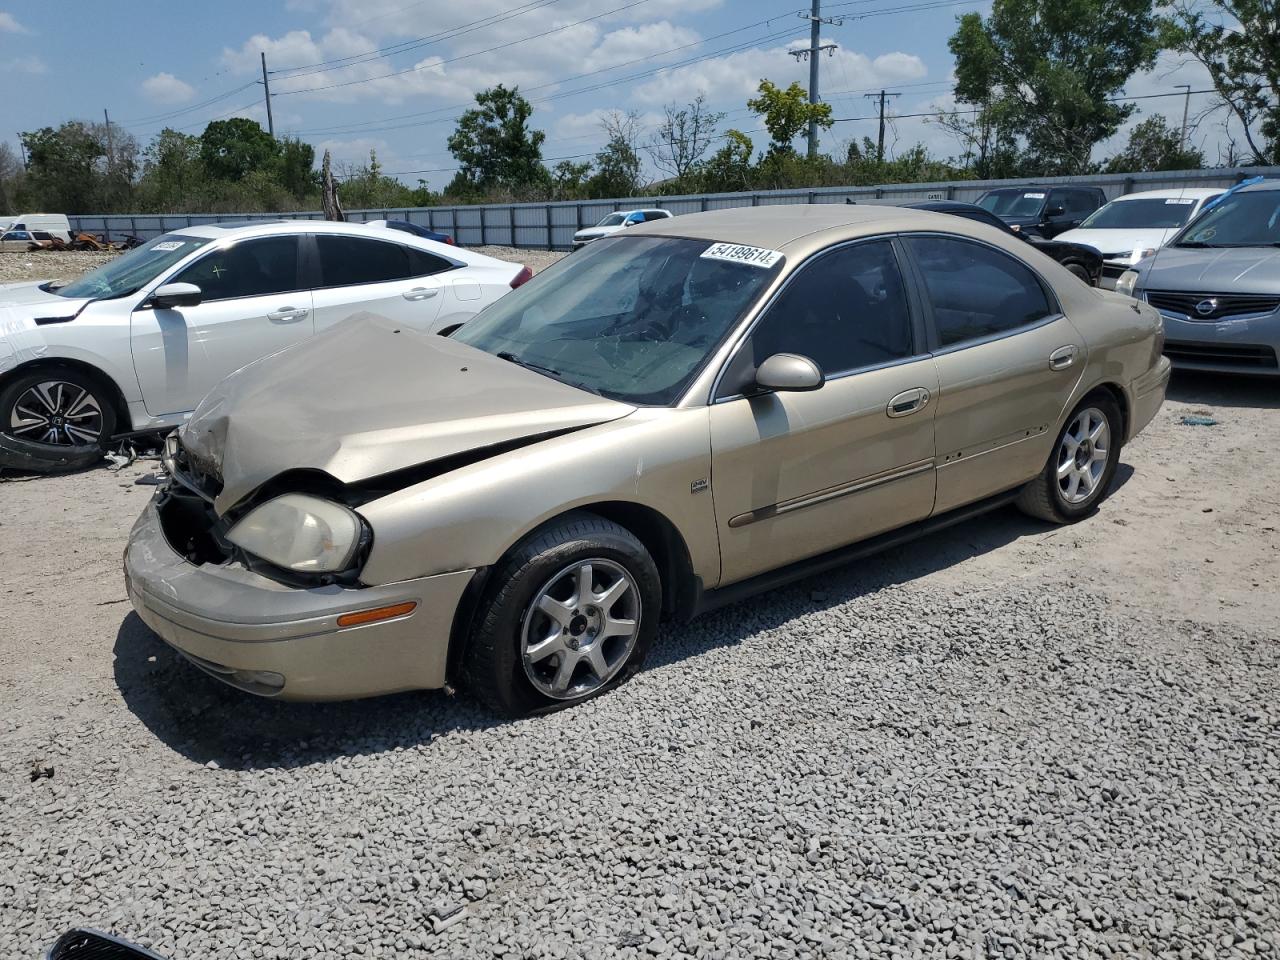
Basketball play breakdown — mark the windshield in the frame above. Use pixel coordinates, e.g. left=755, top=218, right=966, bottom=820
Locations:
left=452, top=235, right=781, bottom=405
left=1175, top=190, right=1280, bottom=247
left=51, top=234, right=212, bottom=299
left=1081, top=197, right=1201, bottom=230
left=595, top=213, right=627, bottom=227
left=977, top=190, right=1047, bottom=218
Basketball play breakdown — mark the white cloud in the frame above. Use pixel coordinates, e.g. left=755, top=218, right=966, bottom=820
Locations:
left=0, top=11, right=28, bottom=33
left=3, top=55, right=46, bottom=75
left=142, top=72, right=197, bottom=105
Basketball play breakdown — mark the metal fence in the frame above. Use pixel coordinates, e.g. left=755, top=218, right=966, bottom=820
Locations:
left=69, top=166, right=1279, bottom=251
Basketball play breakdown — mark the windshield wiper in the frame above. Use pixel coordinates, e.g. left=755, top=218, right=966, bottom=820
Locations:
left=496, top=351, right=563, bottom=379
left=1175, top=241, right=1221, bottom=248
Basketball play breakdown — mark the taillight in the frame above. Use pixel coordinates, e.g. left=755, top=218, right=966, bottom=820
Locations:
left=445, top=236, right=456, bottom=245
left=510, top=265, right=533, bottom=289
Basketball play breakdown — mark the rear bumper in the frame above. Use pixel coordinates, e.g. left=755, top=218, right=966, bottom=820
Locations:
left=124, top=499, right=476, bottom=700
left=1129, top=356, right=1171, bottom=442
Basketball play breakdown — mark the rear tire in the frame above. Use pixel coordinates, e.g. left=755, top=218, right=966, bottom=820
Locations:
left=461, top=512, right=661, bottom=716
left=0, top=365, right=116, bottom=473
left=1017, top=395, right=1122, bottom=524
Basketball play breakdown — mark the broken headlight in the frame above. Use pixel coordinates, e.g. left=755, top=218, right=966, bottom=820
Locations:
left=226, top=493, right=363, bottom=573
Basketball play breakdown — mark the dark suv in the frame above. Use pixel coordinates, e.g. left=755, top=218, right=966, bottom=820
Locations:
left=976, top=186, right=1107, bottom=238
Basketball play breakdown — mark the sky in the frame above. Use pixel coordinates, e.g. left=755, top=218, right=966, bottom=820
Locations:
left=0, top=0, right=1233, bottom=190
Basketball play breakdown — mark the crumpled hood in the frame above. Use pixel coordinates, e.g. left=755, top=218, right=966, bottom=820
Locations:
left=1137, top=245, right=1280, bottom=291
left=0, top=281, right=91, bottom=316
left=181, top=312, right=636, bottom=514
left=1056, top=227, right=1178, bottom=258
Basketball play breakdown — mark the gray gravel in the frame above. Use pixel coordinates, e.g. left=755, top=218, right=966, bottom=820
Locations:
left=2, top=542, right=1277, bottom=956
left=1, top=348, right=1277, bottom=956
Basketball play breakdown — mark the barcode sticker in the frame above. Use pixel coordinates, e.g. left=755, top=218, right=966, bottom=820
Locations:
left=1164, top=198, right=1195, bottom=204
left=152, top=241, right=185, bottom=251
left=701, top=242, right=783, bottom=268
left=1024, top=192, right=1046, bottom=199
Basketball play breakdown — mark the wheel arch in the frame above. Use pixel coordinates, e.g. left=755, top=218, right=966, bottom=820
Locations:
left=0, top=356, right=131, bottom=435
left=1080, top=380, right=1130, bottom=444
left=443, top=499, right=701, bottom=685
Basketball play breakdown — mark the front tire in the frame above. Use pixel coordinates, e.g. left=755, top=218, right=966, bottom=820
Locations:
left=0, top=366, right=116, bottom=473
left=1016, top=395, right=1121, bottom=524
left=462, top=512, right=661, bottom=716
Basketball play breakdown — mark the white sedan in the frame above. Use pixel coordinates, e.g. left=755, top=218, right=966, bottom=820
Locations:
left=0, top=219, right=531, bottom=472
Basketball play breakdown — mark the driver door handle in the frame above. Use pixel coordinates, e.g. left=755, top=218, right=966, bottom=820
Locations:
left=1049, top=345, right=1077, bottom=370
left=403, top=287, right=439, bottom=301
left=887, top=387, right=930, bottom=418
left=267, top=306, right=309, bottom=323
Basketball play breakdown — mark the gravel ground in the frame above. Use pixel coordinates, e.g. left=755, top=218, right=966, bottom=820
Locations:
left=0, top=246, right=564, bottom=286
left=0, top=371, right=1276, bottom=958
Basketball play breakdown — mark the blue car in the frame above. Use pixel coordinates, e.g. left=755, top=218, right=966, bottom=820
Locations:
left=366, top=217, right=457, bottom=246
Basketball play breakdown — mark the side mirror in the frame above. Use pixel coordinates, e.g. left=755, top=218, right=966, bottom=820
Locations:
left=149, top=282, right=202, bottom=309
left=1046, top=204, right=1066, bottom=218
left=755, top=353, right=824, bottom=393
left=624, top=219, right=639, bottom=227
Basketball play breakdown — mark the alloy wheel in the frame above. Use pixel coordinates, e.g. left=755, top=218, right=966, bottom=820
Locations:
left=520, top=558, right=642, bottom=700
left=1056, top=406, right=1109, bottom=505
left=8, top=380, right=104, bottom=446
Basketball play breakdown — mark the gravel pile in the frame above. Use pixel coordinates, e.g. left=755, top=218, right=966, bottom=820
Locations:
left=0, top=251, right=118, bottom=284
left=2, top=568, right=1275, bottom=957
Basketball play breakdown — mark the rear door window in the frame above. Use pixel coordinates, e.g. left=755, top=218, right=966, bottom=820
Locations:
left=315, top=235, right=451, bottom=287
left=906, top=236, right=1054, bottom=348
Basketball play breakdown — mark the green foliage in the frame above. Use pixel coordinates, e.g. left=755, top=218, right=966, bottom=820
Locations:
left=199, top=118, right=279, bottom=182
left=550, top=160, right=592, bottom=200
left=19, top=123, right=111, bottom=213
left=446, top=84, right=548, bottom=197
left=949, top=0, right=1160, bottom=174
left=586, top=112, right=643, bottom=198
left=1104, top=115, right=1205, bottom=172
left=747, top=80, right=833, bottom=154
left=338, top=150, right=438, bottom=209
left=699, top=130, right=755, bottom=193
left=1160, top=0, right=1280, bottom=164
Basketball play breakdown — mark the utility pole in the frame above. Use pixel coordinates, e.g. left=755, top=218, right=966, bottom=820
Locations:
left=791, top=1, right=841, bottom=159
left=103, top=108, right=114, bottom=176
left=1175, top=83, right=1191, bottom=150
left=864, top=89, right=900, bottom=162
left=260, top=52, right=275, bottom=138
left=16, top=135, right=27, bottom=170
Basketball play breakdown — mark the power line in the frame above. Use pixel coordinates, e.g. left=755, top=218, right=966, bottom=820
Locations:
left=269, top=0, right=565, bottom=80
left=274, top=0, right=655, bottom=98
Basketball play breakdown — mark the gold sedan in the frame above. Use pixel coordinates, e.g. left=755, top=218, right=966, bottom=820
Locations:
left=124, top=205, right=1171, bottom=714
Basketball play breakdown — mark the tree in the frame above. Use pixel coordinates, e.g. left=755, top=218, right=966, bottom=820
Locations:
left=747, top=80, right=833, bottom=154
left=0, top=141, right=25, bottom=216
left=949, top=0, right=1160, bottom=174
left=275, top=136, right=317, bottom=201
left=20, top=122, right=110, bottom=213
left=651, top=95, right=725, bottom=183
left=1160, top=0, right=1280, bottom=164
left=551, top=159, right=592, bottom=199
left=701, top=129, right=755, bottom=192
left=199, top=118, right=279, bottom=182
left=930, top=107, right=1025, bottom=179
left=1105, top=115, right=1206, bottom=172
left=446, top=84, right=547, bottom=195
left=138, top=128, right=204, bottom=210
left=587, top=111, right=643, bottom=198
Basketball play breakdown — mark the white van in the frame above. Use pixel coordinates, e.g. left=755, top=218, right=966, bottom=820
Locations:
left=7, top=213, right=71, bottom=242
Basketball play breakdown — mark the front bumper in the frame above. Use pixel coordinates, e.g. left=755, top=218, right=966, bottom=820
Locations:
left=124, top=499, right=476, bottom=700
left=1155, top=310, right=1280, bottom=376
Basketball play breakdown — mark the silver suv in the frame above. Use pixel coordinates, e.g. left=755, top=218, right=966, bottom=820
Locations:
left=1119, top=180, right=1280, bottom=376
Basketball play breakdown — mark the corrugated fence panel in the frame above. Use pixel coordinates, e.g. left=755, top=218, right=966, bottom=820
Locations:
left=68, top=167, right=1279, bottom=250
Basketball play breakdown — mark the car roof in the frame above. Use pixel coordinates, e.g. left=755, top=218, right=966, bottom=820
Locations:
left=1239, top=179, right=1280, bottom=193
left=1110, top=187, right=1223, bottom=201
left=630, top=203, right=1003, bottom=256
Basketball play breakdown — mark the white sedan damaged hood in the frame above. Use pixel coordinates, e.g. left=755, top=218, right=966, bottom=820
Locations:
left=181, top=312, right=636, bottom=514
